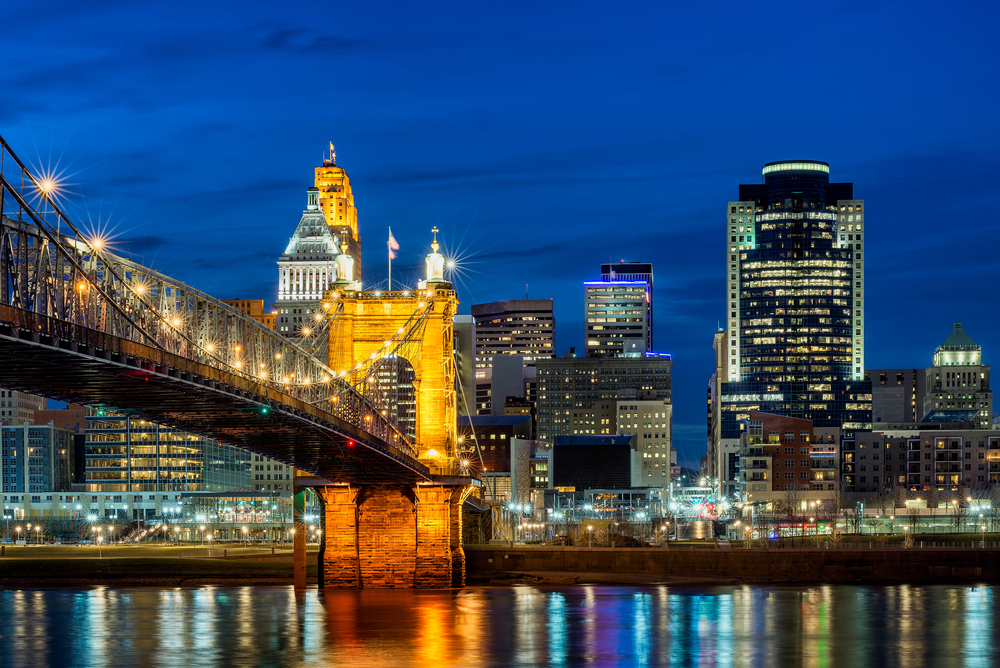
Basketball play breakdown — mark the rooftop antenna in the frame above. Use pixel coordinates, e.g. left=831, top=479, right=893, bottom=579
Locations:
left=524, top=283, right=529, bottom=299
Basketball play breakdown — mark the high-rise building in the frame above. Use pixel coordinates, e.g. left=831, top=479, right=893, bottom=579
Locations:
left=707, top=330, right=742, bottom=500
left=867, top=369, right=925, bottom=424
left=276, top=150, right=363, bottom=339
left=922, top=323, right=992, bottom=428
left=275, top=188, right=342, bottom=339
left=375, top=356, right=416, bottom=441
left=0, top=390, right=47, bottom=426
left=616, top=390, right=673, bottom=483
left=584, top=281, right=650, bottom=357
left=601, top=262, right=653, bottom=350
left=84, top=413, right=292, bottom=494
left=536, top=350, right=672, bottom=450
left=453, top=315, right=477, bottom=416
left=721, top=160, right=871, bottom=439
left=1, top=424, right=75, bottom=493
left=314, top=147, right=361, bottom=272
left=471, top=299, right=555, bottom=414
left=472, top=300, right=555, bottom=368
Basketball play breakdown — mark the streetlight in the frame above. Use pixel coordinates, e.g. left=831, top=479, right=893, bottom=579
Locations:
left=587, top=525, right=593, bottom=549
left=34, top=525, right=41, bottom=545
left=242, top=525, right=248, bottom=547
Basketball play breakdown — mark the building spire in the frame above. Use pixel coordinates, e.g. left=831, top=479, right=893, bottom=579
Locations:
left=431, top=226, right=440, bottom=253
left=329, top=141, right=336, bottom=166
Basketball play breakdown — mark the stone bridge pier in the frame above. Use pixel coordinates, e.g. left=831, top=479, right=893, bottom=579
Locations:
left=296, top=482, right=474, bottom=588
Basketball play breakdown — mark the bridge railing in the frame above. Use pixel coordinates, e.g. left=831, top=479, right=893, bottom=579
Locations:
left=0, top=135, right=414, bottom=457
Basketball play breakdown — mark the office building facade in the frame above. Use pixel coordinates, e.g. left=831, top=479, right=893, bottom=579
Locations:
left=1, top=424, right=75, bottom=493
left=721, top=160, right=871, bottom=438
left=584, top=281, right=650, bottom=357
left=867, top=368, right=925, bottom=424
left=84, top=414, right=291, bottom=494
left=275, top=188, right=343, bottom=339
left=314, top=149, right=361, bottom=268
left=601, top=262, right=653, bottom=351
left=275, top=151, right=363, bottom=340
left=844, top=427, right=1000, bottom=495
left=454, top=315, right=477, bottom=416
left=222, top=299, right=277, bottom=330
left=922, top=323, right=992, bottom=428
left=472, top=299, right=555, bottom=368
left=0, top=390, right=47, bottom=427
left=536, top=351, right=672, bottom=443
left=617, top=390, right=673, bottom=482
left=471, top=299, right=555, bottom=414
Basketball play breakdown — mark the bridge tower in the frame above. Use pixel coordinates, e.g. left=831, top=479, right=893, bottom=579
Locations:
left=303, top=230, right=473, bottom=588
left=324, top=231, right=457, bottom=466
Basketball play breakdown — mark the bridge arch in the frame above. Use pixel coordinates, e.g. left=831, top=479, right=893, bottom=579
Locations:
left=325, top=287, right=457, bottom=466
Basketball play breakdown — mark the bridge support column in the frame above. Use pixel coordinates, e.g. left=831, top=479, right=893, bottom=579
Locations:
left=293, top=488, right=308, bottom=589
left=316, top=483, right=473, bottom=588
left=321, top=485, right=361, bottom=587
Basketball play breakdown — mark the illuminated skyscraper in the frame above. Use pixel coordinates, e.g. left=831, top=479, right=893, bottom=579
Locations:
left=600, top=262, right=653, bottom=351
left=584, top=281, right=650, bottom=357
left=275, top=188, right=341, bottom=338
left=314, top=147, right=362, bottom=276
left=276, top=149, right=362, bottom=340
left=721, top=160, right=871, bottom=438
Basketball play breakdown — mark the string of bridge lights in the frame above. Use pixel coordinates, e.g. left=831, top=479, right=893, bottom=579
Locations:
left=29, top=174, right=443, bottom=449
left=75, top=234, right=441, bottom=395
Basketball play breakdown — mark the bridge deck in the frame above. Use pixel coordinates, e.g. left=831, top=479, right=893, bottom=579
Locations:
left=0, top=305, right=432, bottom=483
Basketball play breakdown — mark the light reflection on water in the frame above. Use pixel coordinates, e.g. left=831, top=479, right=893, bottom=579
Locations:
left=0, top=584, right=996, bottom=667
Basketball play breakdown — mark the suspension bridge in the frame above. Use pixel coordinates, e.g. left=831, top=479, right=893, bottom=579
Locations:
left=0, top=135, right=477, bottom=587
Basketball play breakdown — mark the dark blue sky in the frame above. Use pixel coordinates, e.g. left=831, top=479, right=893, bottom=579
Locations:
left=4, top=1, right=999, bottom=466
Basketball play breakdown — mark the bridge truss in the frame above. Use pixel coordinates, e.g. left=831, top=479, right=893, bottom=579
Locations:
left=0, top=134, right=424, bottom=467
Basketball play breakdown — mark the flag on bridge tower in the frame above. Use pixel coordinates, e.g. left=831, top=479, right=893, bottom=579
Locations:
left=388, top=228, right=400, bottom=289
left=388, top=228, right=399, bottom=260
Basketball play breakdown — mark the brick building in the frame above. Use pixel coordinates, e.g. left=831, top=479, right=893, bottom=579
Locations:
left=739, top=411, right=840, bottom=505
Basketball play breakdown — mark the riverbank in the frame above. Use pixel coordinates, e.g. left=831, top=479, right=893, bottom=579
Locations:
left=466, top=545, right=1000, bottom=584
left=0, top=557, right=319, bottom=586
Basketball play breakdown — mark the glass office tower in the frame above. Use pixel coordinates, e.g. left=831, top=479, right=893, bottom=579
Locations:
left=721, top=160, right=871, bottom=438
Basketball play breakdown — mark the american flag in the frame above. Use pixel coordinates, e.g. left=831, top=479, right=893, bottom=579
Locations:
left=387, top=228, right=400, bottom=260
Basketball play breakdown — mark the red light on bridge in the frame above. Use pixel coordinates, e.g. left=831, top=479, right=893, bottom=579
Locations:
left=347, top=440, right=354, bottom=447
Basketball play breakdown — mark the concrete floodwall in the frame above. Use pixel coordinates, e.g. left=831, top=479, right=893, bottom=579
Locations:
left=466, top=546, right=1000, bottom=583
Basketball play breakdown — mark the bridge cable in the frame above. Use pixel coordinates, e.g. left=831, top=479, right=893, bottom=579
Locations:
left=456, top=367, right=495, bottom=502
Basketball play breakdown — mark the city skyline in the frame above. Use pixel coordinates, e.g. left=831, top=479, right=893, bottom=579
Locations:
left=4, top=1, right=999, bottom=468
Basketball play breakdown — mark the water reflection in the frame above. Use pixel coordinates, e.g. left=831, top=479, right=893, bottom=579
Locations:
left=0, top=584, right=997, bottom=667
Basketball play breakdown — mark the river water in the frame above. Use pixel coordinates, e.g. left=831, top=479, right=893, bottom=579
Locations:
left=0, top=584, right=996, bottom=667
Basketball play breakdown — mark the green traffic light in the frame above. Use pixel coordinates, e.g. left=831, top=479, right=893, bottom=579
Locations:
left=261, top=405, right=269, bottom=415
